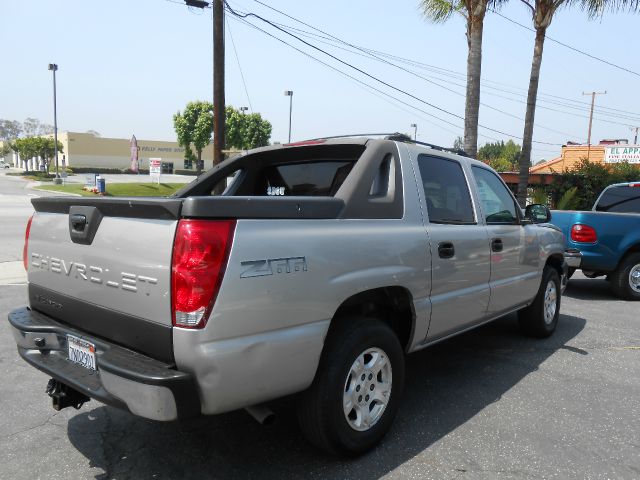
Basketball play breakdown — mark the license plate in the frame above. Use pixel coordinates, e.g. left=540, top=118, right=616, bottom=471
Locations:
left=67, top=335, right=96, bottom=371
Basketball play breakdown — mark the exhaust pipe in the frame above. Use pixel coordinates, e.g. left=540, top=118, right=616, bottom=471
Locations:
left=245, top=404, right=275, bottom=425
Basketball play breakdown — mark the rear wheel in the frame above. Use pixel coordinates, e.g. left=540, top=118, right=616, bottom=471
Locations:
left=518, top=266, right=561, bottom=338
left=297, top=317, right=404, bottom=456
left=610, top=253, right=640, bottom=301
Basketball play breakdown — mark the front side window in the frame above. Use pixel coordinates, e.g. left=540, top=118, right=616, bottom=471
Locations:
left=417, top=155, right=475, bottom=224
left=472, top=166, right=518, bottom=224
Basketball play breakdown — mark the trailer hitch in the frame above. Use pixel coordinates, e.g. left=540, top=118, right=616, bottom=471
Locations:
left=45, top=379, right=90, bottom=411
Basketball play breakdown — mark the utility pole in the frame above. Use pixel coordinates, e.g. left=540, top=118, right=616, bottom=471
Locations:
left=185, top=0, right=224, bottom=170
left=213, top=0, right=225, bottom=167
left=631, top=126, right=639, bottom=145
left=582, top=90, right=606, bottom=160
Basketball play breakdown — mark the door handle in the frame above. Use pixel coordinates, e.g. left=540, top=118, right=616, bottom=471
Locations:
left=438, top=241, right=455, bottom=259
left=491, top=238, right=503, bottom=252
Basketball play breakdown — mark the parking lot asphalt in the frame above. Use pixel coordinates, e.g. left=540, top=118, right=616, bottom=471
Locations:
left=1, top=275, right=639, bottom=480
left=1, top=174, right=638, bottom=479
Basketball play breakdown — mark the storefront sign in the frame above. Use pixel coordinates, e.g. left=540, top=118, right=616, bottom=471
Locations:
left=604, top=146, right=640, bottom=164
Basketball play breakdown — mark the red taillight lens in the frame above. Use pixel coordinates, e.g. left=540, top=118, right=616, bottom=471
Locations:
left=23, top=215, right=34, bottom=271
left=571, top=224, right=597, bottom=243
left=171, top=219, right=236, bottom=329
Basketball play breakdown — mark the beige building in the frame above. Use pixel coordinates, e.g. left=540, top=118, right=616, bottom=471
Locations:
left=2, top=131, right=224, bottom=172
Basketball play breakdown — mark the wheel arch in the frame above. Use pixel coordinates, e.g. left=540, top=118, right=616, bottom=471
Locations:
left=545, top=252, right=564, bottom=277
left=329, top=286, right=415, bottom=353
left=615, top=243, right=640, bottom=271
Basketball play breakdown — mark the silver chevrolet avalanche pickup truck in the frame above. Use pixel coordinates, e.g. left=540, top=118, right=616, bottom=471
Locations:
left=9, top=135, right=567, bottom=455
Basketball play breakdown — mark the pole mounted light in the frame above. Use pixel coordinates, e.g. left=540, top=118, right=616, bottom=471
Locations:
left=48, top=63, right=60, bottom=181
left=284, top=90, right=293, bottom=143
left=239, top=106, right=248, bottom=114
left=185, top=0, right=209, bottom=8
left=410, top=123, right=417, bottom=141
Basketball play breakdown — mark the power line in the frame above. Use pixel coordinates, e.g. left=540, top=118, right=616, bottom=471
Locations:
left=247, top=9, right=583, bottom=140
left=225, top=2, right=561, bottom=145
left=228, top=15, right=499, bottom=140
left=226, top=18, right=253, bottom=112
left=489, top=9, right=640, bottom=79
left=247, top=1, right=640, bottom=123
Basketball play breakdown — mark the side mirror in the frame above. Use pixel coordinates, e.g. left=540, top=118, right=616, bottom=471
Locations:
left=524, top=204, right=551, bottom=224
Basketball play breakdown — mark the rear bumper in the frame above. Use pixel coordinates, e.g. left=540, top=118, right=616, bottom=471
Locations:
left=8, top=307, right=200, bottom=421
left=564, top=248, right=582, bottom=268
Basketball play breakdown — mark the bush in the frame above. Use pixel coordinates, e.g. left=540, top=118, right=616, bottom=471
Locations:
left=550, top=159, right=640, bottom=209
left=70, top=167, right=124, bottom=174
left=174, top=169, right=199, bottom=176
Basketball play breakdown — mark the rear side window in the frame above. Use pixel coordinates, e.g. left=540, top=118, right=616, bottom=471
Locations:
left=595, top=185, right=640, bottom=213
left=417, top=155, right=475, bottom=224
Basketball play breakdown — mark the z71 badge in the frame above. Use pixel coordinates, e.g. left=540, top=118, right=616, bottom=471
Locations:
left=240, top=257, right=307, bottom=279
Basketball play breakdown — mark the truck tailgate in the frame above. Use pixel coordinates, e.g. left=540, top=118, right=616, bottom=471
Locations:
left=26, top=197, right=181, bottom=362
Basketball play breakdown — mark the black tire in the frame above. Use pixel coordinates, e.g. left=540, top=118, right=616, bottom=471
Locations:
left=297, top=317, right=405, bottom=456
left=610, top=253, right=640, bottom=301
left=518, top=266, right=561, bottom=338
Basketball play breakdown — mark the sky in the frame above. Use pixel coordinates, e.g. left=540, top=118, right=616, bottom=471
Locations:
left=1, top=0, right=639, bottom=162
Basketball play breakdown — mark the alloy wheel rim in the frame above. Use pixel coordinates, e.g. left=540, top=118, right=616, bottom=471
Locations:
left=543, top=280, right=557, bottom=324
left=343, top=347, right=392, bottom=432
left=629, top=264, right=640, bottom=293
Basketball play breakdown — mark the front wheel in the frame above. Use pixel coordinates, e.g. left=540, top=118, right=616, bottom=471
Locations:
left=610, top=253, right=640, bottom=300
left=297, top=317, right=405, bottom=456
left=518, top=266, right=561, bottom=338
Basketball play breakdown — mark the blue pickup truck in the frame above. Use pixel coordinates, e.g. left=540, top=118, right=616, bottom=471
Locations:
left=550, top=182, right=640, bottom=300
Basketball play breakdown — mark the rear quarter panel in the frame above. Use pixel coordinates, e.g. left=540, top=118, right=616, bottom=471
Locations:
left=550, top=210, right=640, bottom=271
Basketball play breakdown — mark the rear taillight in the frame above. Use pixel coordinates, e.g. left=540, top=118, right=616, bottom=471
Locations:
left=23, top=215, right=34, bottom=271
left=571, top=224, right=597, bottom=243
left=171, top=219, right=236, bottom=329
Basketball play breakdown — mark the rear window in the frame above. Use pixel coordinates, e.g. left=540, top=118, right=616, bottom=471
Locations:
left=199, top=144, right=366, bottom=197
left=254, top=161, right=354, bottom=196
left=595, top=185, right=640, bottom=213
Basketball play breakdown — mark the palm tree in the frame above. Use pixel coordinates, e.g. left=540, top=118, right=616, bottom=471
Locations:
left=516, top=0, right=640, bottom=207
left=516, top=0, right=568, bottom=207
left=421, top=0, right=505, bottom=158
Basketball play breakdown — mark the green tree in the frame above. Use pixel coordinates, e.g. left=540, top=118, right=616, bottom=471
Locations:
left=453, top=136, right=464, bottom=151
left=12, top=137, right=63, bottom=173
left=1, top=142, right=12, bottom=159
left=421, top=0, right=506, bottom=158
left=484, top=156, right=513, bottom=172
left=225, top=106, right=272, bottom=150
left=477, top=139, right=521, bottom=170
left=550, top=159, right=640, bottom=210
left=173, top=101, right=214, bottom=175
